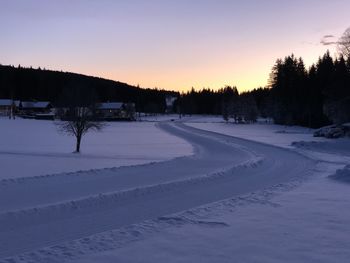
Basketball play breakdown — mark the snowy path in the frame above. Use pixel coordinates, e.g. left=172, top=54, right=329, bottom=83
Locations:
left=0, top=122, right=315, bottom=261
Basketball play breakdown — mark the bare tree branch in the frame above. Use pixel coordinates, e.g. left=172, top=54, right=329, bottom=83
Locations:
left=55, top=85, right=106, bottom=153
left=337, top=27, right=350, bottom=58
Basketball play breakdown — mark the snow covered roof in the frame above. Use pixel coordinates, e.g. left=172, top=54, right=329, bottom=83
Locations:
left=99, top=102, right=124, bottom=110
left=0, top=99, right=20, bottom=107
left=21, top=101, right=51, bottom=109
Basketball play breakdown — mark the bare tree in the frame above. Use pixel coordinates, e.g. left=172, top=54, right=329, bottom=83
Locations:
left=56, top=106, right=104, bottom=153
left=338, top=27, right=350, bottom=58
left=55, top=84, right=105, bottom=153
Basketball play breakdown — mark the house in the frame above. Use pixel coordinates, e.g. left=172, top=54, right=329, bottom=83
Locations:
left=97, top=102, right=124, bottom=118
left=19, top=101, right=53, bottom=119
left=20, top=101, right=51, bottom=113
left=97, top=102, right=135, bottom=121
left=0, top=99, right=20, bottom=118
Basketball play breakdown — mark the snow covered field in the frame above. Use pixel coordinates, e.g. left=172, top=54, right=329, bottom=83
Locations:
left=187, top=120, right=350, bottom=164
left=186, top=120, right=327, bottom=149
left=0, top=116, right=349, bottom=263
left=0, top=118, right=192, bottom=179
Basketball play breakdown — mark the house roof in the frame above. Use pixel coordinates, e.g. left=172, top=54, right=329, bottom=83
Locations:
left=99, top=102, right=124, bottom=110
left=21, top=101, right=51, bottom=109
left=0, top=99, right=20, bottom=107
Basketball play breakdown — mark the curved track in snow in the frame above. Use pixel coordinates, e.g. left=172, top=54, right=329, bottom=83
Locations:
left=0, top=122, right=315, bottom=260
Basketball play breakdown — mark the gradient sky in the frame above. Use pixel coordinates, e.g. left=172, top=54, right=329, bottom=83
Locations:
left=1, top=0, right=349, bottom=92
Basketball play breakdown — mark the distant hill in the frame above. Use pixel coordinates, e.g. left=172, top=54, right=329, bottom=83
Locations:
left=0, top=64, right=178, bottom=112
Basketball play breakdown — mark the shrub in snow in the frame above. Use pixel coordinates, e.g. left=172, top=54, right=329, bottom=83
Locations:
left=329, top=165, right=350, bottom=183
left=313, top=124, right=350, bottom=138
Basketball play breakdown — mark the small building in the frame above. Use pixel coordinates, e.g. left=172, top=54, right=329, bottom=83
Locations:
left=98, top=102, right=124, bottom=118
left=97, top=102, right=135, bottom=121
left=19, top=101, right=53, bottom=119
left=0, top=99, right=20, bottom=118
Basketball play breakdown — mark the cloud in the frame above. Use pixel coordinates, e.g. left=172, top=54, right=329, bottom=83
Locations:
left=321, top=40, right=337, bottom=46
left=323, top=35, right=335, bottom=38
left=320, top=34, right=337, bottom=46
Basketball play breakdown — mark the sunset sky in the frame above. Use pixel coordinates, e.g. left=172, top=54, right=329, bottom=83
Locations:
left=1, top=0, right=349, bottom=92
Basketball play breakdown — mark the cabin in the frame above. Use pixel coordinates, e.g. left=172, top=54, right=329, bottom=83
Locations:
left=0, top=99, right=20, bottom=118
left=19, top=101, right=53, bottom=119
left=98, top=102, right=123, bottom=118
left=97, top=102, right=135, bottom=121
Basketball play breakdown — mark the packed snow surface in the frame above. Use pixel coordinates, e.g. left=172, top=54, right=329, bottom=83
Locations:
left=75, top=163, right=350, bottom=263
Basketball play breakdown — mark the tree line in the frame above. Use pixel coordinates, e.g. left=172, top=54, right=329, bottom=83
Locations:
left=178, top=28, right=350, bottom=127
left=176, top=51, right=350, bottom=128
left=269, top=27, right=350, bottom=127
left=176, top=87, right=260, bottom=123
left=0, top=64, right=176, bottom=113
left=2, top=54, right=349, bottom=128
left=268, top=52, right=350, bottom=127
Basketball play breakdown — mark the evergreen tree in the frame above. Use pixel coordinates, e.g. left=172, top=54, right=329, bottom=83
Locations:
left=221, top=86, right=239, bottom=122
left=270, top=55, right=307, bottom=125
left=324, top=56, right=350, bottom=123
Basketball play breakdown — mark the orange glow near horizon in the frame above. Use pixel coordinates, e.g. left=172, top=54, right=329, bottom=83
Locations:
left=63, top=42, right=335, bottom=93
left=58, top=64, right=270, bottom=93
left=100, top=68, right=270, bottom=93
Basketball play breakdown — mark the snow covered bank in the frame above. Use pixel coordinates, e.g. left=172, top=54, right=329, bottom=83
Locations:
left=292, top=139, right=350, bottom=157
left=0, top=118, right=192, bottom=179
left=314, top=123, right=350, bottom=138
left=329, top=165, right=350, bottom=183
